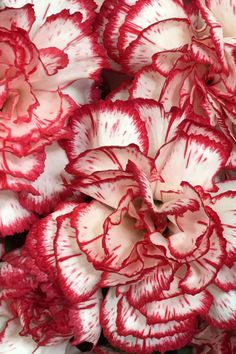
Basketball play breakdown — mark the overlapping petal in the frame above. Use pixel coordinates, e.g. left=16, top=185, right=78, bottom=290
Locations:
left=0, top=0, right=106, bottom=235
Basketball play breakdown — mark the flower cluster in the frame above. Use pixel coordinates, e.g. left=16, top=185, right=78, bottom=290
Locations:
left=0, top=0, right=105, bottom=235
left=1, top=0, right=236, bottom=353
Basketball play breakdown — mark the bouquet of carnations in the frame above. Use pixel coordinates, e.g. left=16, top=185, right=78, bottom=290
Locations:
left=0, top=0, right=236, bottom=353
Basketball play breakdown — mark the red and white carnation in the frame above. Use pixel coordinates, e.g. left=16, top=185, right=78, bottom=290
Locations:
left=60, top=99, right=235, bottom=352
left=0, top=0, right=106, bottom=236
left=98, top=0, right=236, bottom=168
left=0, top=202, right=102, bottom=353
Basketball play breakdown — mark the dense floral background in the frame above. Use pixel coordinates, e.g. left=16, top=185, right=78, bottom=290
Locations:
left=0, top=0, right=236, bottom=353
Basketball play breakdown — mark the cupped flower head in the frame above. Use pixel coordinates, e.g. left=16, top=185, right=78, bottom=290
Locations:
left=0, top=0, right=106, bottom=235
left=62, top=99, right=236, bottom=352
left=0, top=202, right=102, bottom=352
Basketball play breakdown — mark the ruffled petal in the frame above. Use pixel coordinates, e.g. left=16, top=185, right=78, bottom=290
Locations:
left=154, top=121, right=232, bottom=196
left=209, top=190, right=236, bottom=262
left=139, top=291, right=212, bottom=322
left=19, top=143, right=72, bottom=214
left=206, top=285, right=236, bottom=329
left=69, top=290, right=102, bottom=346
left=101, top=288, right=195, bottom=353
left=55, top=212, right=101, bottom=302
left=72, top=200, right=110, bottom=265
left=65, top=101, right=149, bottom=161
left=0, top=4, right=35, bottom=32
left=0, top=190, right=37, bottom=237
left=118, top=0, right=187, bottom=53
left=122, top=19, right=191, bottom=73
left=33, top=10, right=106, bottom=89
left=130, top=65, right=166, bottom=101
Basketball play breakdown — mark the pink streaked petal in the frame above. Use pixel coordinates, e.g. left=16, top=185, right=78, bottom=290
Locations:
left=214, top=263, right=236, bottom=291
left=94, top=0, right=120, bottom=71
left=220, top=44, right=236, bottom=94
left=1, top=0, right=97, bottom=34
left=133, top=99, right=187, bottom=157
left=204, top=0, right=236, bottom=37
left=72, top=201, right=110, bottom=265
left=70, top=290, right=102, bottom=346
left=100, top=270, right=141, bottom=287
left=30, top=0, right=97, bottom=26
left=126, top=160, right=157, bottom=212
left=122, top=19, right=191, bottom=74
left=227, top=144, right=236, bottom=169
left=52, top=30, right=105, bottom=85
left=0, top=318, right=39, bottom=354
left=210, top=190, right=236, bottom=262
left=206, top=285, right=236, bottom=329
left=19, top=143, right=72, bottom=214
left=152, top=49, right=184, bottom=76
left=0, top=4, right=35, bottom=32
left=132, top=99, right=166, bottom=157
left=117, top=295, right=196, bottom=339
left=0, top=80, right=8, bottom=109
left=0, top=149, right=45, bottom=181
left=103, top=0, right=136, bottom=62
left=39, top=47, right=69, bottom=75
left=190, top=37, right=222, bottom=73
left=139, top=291, right=212, bottom=323
left=130, top=64, right=166, bottom=100
left=25, top=202, right=76, bottom=277
left=195, top=0, right=227, bottom=71
left=55, top=213, right=101, bottom=303
left=101, top=288, right=195, bottom=353
left=128, top=163, right=198, bottom=217
left=164, top=183, right=209, bottom=259
left=126, top=265, right=175, bottom=307
left=154, top=121, right=232, bottom=196
left=0, top=173, right=40, bottom=195
left=32, top=90, right=76, bottom=131
left=41, top=0, right=97, bottom=24
left=6, top=73, right=38, bottom=123
left=76, top=175, right=139, bottom=209
left=67, top=145, right=153, bottom=178
left=118, top=0, right=187, bottom=54
left=0, top=190, right=37, bottom=237
left=180, top=228, right=226, bottom=294
left=102, top=191, right=143, bottom=270
left=168, top=209, right=208, bottom=259
left=231, top=336, right=236, bottom=352
left=33, top=11, right=106, bottom=88
left=65, top=101, right=149, bottom=161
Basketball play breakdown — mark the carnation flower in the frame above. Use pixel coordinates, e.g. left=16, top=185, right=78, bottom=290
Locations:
left=60, top=99, right=236, bottom=352
left=0, top=0, right=106, bottom=236
left=0, top=202, right=102, bottom=352
left=98, top=0, right=236, bottom=169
